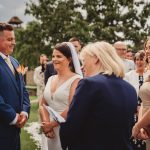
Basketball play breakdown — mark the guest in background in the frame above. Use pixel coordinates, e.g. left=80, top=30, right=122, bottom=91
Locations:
left=69, top=37, right=82, bottom=54
left=60, top=41, right=137, bottom=150
left=144, top=38, right=150, bottom=71
left=125, top=50, right=150, bottom=150
left=34, top=54, right=48, bottom=100
left=39, top=42, right=82, bottom=150
left=132, top=76, right=150, bottom=149
left=126, top=49, right=134, bottom=60
left=114, top=41, right=135, bottom=72
left=125, top=50, right=150, bottom=96
left=44, top=61, right=57, bottom=85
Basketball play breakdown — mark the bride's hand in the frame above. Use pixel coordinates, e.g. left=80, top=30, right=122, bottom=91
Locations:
left=45, top=130, right=55, bottom=138
left=41, top=122, right=53, bottom=133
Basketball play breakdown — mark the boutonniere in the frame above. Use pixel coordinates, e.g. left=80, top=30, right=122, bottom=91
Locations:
left=17, top=65, right=28, bottom=75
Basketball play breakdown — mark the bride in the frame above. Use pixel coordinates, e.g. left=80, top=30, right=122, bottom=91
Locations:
left=39, top=42, right=82, bottom=150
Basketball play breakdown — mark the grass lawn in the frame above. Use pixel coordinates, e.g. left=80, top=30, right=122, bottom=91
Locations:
left=21, top=96, right=40, bottom=150
left=30, top=95, right=38, bottom=101
left=21, top=129, right=38, bottom=150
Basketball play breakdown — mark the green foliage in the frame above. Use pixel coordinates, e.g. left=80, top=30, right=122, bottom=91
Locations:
left=21, top=101, right=39, bottom=150
left=14, top=21, right=50, bottom=69
left=28, top=102, right=39, bottom=123
left=30, top=95, right=38, bottom=101
left=15, top=0, right=150, bottom=67
left=82, top=0, right=150, bottom=49
left=21, top=129, right=38, bottom=150
left=25, top=0, right=150, bottom=49
left=25, top=0, right=91, bottom=45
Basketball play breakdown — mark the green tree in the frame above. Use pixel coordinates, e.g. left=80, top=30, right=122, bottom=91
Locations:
left=25, top=0, right=150, bottom=50
left=14, top=21, right=50, bottom=69
left=26, top=0, right=90, bottom=46
left=82, top=0, right=150, bottom=50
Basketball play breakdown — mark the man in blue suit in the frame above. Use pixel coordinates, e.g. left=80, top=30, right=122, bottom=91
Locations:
left=0, top=23, right=30, bottom=150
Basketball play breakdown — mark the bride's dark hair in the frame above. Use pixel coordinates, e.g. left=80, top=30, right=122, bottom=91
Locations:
left=54, top=42, right=75, bottom=73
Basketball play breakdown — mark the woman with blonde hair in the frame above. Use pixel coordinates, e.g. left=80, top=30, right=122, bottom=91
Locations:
left=80, top=41, right=125, bottom=77
left=60, top=41, right=137, bottom=150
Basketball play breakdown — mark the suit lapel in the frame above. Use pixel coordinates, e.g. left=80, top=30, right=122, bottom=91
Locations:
left=0, top=56, right=20, bottom=93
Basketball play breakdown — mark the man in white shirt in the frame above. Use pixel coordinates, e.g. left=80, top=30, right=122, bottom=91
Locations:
left=114, top=41, right=135, bottom=72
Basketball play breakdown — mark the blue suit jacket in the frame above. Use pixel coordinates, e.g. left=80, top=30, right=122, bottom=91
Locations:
left=60, top=74, right=137, bottom=150
left=0, top=56, right=30, bottom=139
left=44, top=61, right=57, bottom=85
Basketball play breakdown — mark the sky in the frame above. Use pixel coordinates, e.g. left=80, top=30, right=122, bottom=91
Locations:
left=0, top=0, right=149, bottom=28
left=0, top=0, right=35, bottom=26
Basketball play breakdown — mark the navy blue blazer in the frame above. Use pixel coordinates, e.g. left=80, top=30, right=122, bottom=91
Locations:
left=0, top=56, right=30, bottom=145
left=44, top=61, right=57, bottom=85
left=60, top=74, right=137, bottom=150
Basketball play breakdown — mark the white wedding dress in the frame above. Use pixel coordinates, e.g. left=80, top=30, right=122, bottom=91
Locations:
left=43, top=74, right=81, bottom=150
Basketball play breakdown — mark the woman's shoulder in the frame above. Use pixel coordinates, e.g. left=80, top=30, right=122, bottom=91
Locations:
left=125, top=70, right=136, bottom=76
left=145, top=69, right=150, bottom=74
left=68, top=74, right=82, bottom=83
left=73, top=73, right=83, bottom=79
left=80, top=74, right=107, bottom=84
left=47, top=74, right=57, bottom=83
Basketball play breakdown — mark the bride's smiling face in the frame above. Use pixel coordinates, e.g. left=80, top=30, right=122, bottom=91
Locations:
left=52, top=49, right=70, bottom=71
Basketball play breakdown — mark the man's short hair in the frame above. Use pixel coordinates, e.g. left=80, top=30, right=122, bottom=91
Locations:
left=0, top=23, right=13, bottom=32
left=127, top=49, right=132, bottom=53
left=40, top=54, right=47, bottom=58
left=69, top=37, right=81, bottom=43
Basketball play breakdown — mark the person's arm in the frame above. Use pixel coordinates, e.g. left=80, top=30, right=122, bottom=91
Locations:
left=39, top=97, right=50, bottom=122
left=60, top=79, right=95, bottom=147
left=137, top=108, right=150, bottom=128
left=138, top=104, right=143, bottom=121
left=132, top=108, right=150, bottom=138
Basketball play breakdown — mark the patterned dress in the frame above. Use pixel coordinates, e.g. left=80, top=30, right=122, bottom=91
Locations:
left=131, top=76, right=146, bottom=150
left=125, top=70, right=150, bottom=150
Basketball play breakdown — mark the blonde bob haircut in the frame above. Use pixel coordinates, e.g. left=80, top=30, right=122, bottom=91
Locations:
left=81, top=41, right=125, bottom=78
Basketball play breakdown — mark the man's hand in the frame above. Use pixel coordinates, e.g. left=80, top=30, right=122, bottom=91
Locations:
left=16, top=113, right=27, bottom=128
left=16, top=113, right=22, bottom=128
